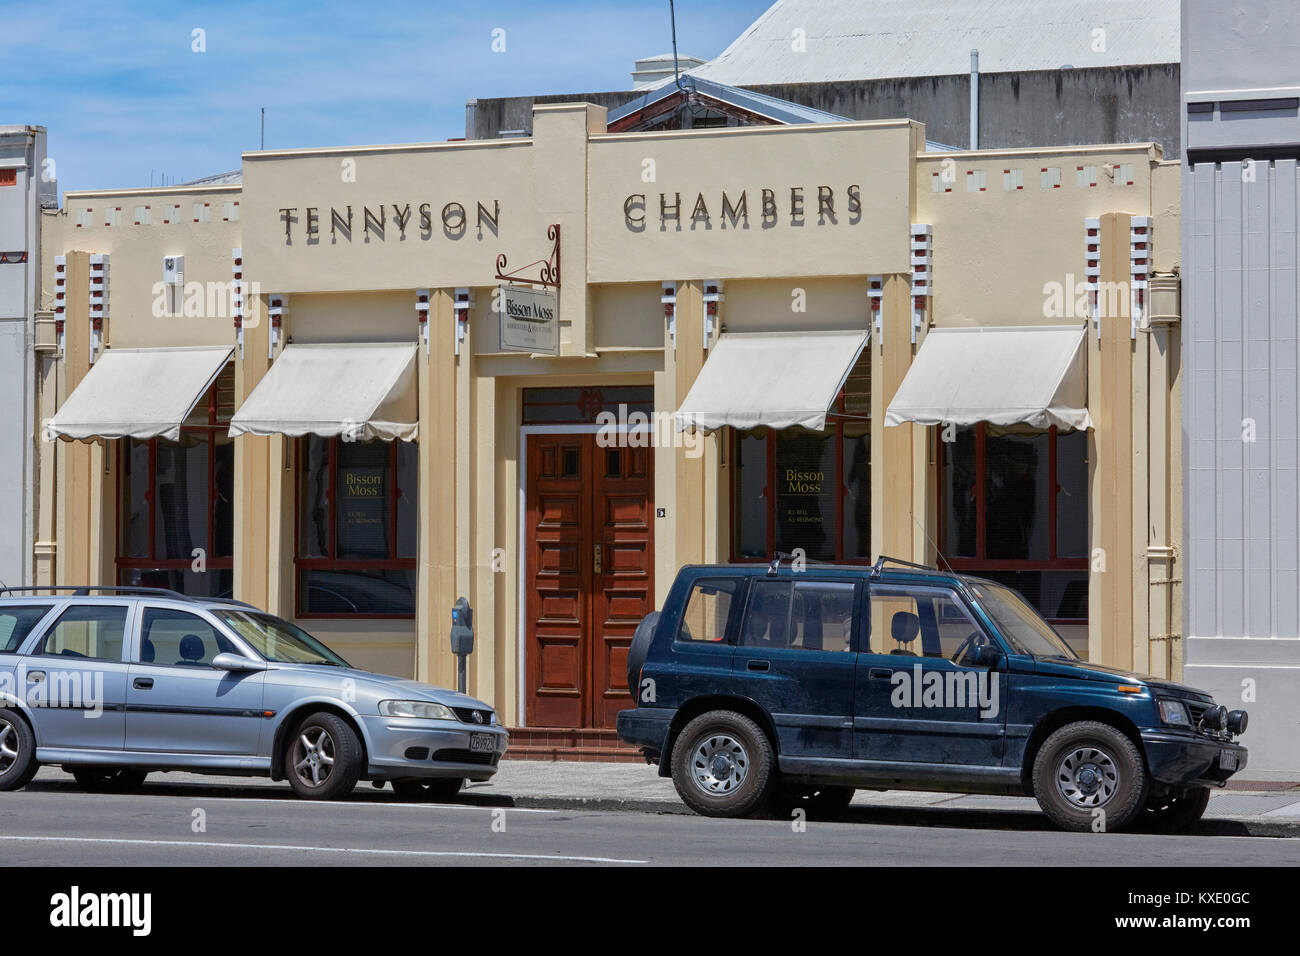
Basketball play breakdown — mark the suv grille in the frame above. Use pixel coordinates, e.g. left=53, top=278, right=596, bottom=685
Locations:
left=431, top=748, right=498, bottom=766
left=453, top=707, right=493, bottom=725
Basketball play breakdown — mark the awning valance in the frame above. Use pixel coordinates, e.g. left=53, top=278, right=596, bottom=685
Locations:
left=45, top=346, right=233, bottom=442
left=229, top=342, right=418, bottom=442
left=885, top=325, right=1092, bottom=431
left=675, top=330, right=869, bottom=432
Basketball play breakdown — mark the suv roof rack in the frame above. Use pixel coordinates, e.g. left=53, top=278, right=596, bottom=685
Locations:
left=869, top=555, right=936, bottom=578
left=0, top=585, right=190, bottom=599
left=766, top=552, right=798, bottom=575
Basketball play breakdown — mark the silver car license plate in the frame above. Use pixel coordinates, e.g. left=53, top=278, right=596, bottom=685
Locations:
left=1220, top=749, right=1239, bottom=771
left=469, top=733, right=495, bottom=753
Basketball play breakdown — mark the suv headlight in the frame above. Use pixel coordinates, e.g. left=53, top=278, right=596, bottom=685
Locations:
left=1157, top=698, right=1191, bottom=727
left=379, top=700, right=457, bottom=720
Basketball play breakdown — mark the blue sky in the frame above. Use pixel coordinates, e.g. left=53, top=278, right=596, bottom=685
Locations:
left=4, top=0, right=770, bottom=194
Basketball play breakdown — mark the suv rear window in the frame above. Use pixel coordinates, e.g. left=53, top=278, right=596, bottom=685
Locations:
left=742, top=580, right=857, bottom=652
left=677, top=579, right=740, bottom=643
left=0, top=606, right=51, bottom=653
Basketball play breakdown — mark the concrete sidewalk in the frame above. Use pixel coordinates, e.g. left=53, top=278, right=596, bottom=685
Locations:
left=484, top=761, right=1300, bottom=836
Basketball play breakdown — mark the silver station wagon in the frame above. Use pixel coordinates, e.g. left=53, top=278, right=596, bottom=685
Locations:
left=0, top=587, right=508, bottom=800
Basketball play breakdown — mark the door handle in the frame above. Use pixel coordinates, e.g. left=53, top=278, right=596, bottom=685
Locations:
left=133, top=677, right=154, bottom=690
left=747, top=659, right=770, bottom=672
left=26, top=670, right=45, bottom=683
left=593, top=543, right=603, bottom=574
left=868, top=667, right=893, bottom=679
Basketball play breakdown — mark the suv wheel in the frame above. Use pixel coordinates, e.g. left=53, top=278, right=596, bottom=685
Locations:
left=286, top=712, right=363, bottom=800
left=671, top=711, right=774, bottom=818
left=71, top=768, right=148, bottom=793
left=1032, top=721, right=1147, bottom=832
left=0, top=711, right=38, bottom=792
left=392, top=778, right=463, bottom=802
left=1143, top=787, right=1211, bottom=833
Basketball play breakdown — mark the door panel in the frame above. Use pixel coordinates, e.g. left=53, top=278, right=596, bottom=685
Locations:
left=25, top=602, right=132, bottom=752
left=125, top=607, right=265, bottom=755
left=526, top=437, right=588, bottom=728
left=526, top=434, right=654, bottom=729
left=732, top=578, right=859, bottom=758
left=854, top=585, right=1006, bottom=766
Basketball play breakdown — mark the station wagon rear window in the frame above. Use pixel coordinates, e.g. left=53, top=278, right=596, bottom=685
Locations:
left=0, top=606, right=50, bottom=653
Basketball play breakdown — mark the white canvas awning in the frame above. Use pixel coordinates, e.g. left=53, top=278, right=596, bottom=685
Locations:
left=229, top=342, right=418, bottom=442
left=675, top=330, right=869, bottom=432
left=45, top=346, right=233, bottom=442
left=885, top=325, right=1093, bottom=431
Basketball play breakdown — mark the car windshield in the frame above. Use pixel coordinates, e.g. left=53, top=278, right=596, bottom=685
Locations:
left=966, top=581, right=1077, bottom=659
left=213, top=610, right=350, bottom=666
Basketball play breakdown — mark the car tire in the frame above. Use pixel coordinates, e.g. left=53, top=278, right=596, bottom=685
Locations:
left=1032, top=720, right=1147, bottom=832
left=0, top=710, right=38, bottom=792
left=1142, top=787, right=1211, bottom=833
left=624, top=611, right=661, bottom=703
left=392, top=778, right=463, bottom=802
left=671, top=710, right=774, bottom=818
left=286, top=711, right=363, bottom=800
left=70, top=767, right=148, bottom=793
left=766, top=782, right=856, bottom=821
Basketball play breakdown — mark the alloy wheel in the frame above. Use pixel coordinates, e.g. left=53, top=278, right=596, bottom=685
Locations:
left=1055, top=745, right=1119, bottom=809
left=0, top=720, right=19, bottom=775
left=691, top=733, right=749, bottom=795
left=292, top=725, right=337, bottom=789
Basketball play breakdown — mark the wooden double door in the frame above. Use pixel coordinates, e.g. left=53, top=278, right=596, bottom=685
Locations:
left=525, top=433, right=654, bottom=729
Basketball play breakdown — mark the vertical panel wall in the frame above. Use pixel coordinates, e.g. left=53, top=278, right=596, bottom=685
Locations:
left=1184, top=159, right=1300, bottom=772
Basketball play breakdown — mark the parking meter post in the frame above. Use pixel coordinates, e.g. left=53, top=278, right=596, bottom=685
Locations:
left=450, top=596, right=474, bottom=696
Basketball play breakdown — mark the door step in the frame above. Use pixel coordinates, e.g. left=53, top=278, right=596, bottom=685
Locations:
left=504, top=727, right=644, bottom=763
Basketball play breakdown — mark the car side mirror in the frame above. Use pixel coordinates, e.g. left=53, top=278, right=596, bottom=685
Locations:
left=972, top=643, right=1002, bottom=669
left=212, top=652, right=267, bottom=673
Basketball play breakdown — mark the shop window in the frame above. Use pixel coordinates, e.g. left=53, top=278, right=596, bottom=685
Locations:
left=731, top=353, right=870, bottom=564
left=939, top=424, right=1088, bottom=624
left=118, top=367, right=234, bottom=598
left=296, top=436, right=417, bottom=617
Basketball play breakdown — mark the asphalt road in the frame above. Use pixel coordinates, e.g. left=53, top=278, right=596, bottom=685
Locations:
left=2, top=773, right=1299, bottom=866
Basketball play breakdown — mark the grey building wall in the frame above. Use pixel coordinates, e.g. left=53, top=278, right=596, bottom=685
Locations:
left=0, top=126, right=50, bottom=590
left=468, top=65, right=1182, bottom=154
left=1181, top=0, right=1300, bottom=773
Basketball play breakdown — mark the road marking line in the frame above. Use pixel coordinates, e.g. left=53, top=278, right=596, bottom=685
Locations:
left=0, top=835, right=646, bottom=864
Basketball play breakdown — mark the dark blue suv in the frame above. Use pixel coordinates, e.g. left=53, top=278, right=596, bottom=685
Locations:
left=617, top=558, right=1248, bottom=832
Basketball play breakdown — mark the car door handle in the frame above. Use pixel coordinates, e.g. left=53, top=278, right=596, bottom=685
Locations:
left=26, top=670, right=44, bottom=683
left=869, top=667, right=893, bottom=679
left=133, top=677, right=154, bottom=690
left=746, top=660, right=770, bottom=672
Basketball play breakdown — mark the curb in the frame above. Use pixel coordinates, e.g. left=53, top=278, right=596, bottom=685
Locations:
left=505, top=794, right=1300, bottom=836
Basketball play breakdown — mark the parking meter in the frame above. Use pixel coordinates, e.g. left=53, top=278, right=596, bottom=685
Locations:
left=450, top=596, right=473, bottom=693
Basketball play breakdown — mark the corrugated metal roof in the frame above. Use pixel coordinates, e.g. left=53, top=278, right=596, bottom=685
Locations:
left=690, top=0, right=1179, bottom=85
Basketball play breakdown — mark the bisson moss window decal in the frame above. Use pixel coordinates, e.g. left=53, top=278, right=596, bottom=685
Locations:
left=296, top=437, right=418, bottom=618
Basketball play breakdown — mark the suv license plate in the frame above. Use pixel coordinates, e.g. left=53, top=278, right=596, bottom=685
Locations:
left=1220, top=749, right=1239, bottom=771
left=470, top=733, right=496, bottom=753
